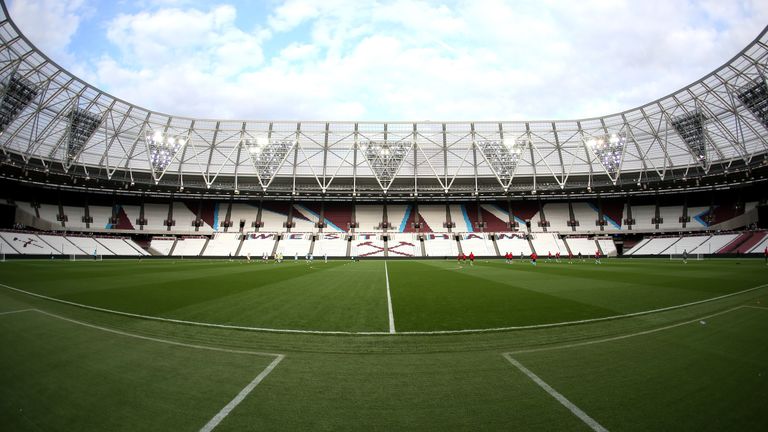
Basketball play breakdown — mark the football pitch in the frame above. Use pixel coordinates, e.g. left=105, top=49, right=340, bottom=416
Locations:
left=0, top=258, right=767, bottom=431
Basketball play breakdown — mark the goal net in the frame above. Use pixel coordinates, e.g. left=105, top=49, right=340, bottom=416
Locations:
left=70, top=254, right=103, bottom=261
left=669, top=253, right=703, bottom=261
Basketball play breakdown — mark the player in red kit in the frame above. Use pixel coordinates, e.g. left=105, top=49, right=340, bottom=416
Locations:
left=469, top=252, right=475, bottom=266
left=555, top=251, right=560, bottom=263
left=531, top=252, right=537, bottom=266
left=595, top=249, right=601, bottom=264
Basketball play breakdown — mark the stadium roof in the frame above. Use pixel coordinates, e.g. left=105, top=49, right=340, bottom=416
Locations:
left=0, top=1, right=767, bottom=196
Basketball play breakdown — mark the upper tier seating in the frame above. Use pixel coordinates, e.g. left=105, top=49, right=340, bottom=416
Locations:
left=37, top=204, right=60, bottom=227
left=229, top=204, right=259, bottom=231
left=418, top=205, right=449, bottom=233
left=173, top=203, right=198, bottom=233
left=479, top=203, right=511, bottom=232
left=258, top=203, right=290, bottom=232
left=658, top=206, right=684, bottom=230
left=322, top=203, right=352, bottom=232
left=62, top=205, right=87, bottom=229
left=387, top=205, right=409, bottom=233
left=90, top=205, right=114, bottom=229
left=355, top=205, right=384, bottom=232
left=571, top=203, right=599, bottom=233
left=143, top=204, right=169, bottom=232
left=291, top=203, right=320, bottom=232
left=449, top=204, right=473, bottom=232
left=630, top=205, right=656, bottom=230
left=542, top=203, right=571, bottom=233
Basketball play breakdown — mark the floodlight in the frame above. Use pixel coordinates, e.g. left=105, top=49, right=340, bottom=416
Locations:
left=736, top=78, right=768, bottom=129
left=476, top=138, right=527, bottom=184
left=585, top=132, right=625, bottom=174
left=65, top=108, right=101, bottom=165
left=146, top=130, right=187, bottom=171
left=671, top=110, right=708, bottom=166
left=360, top=139, right=413, bottom=188
left=0, top=73, right=38, bottom=133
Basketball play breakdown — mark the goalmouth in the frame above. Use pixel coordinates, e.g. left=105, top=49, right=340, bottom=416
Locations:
left=70, top=254, right=103, bottom=261
left=669, top=253, right=703, bottom=261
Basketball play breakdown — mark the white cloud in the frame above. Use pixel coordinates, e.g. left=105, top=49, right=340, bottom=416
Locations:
left=13, top=0, right=768, bottom=121
left=8, top=0, right=87, bottom=62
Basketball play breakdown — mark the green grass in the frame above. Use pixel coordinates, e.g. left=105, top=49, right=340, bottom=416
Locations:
left=0, top=258, right=767, bottom=431
left=0, top=258, right=764, bottom=332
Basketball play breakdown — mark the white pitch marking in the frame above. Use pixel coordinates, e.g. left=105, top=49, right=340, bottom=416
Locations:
left=503, top=354, right=608, bottom=432
left=741, top=305, right=768, bottom=311
left=0, top=282, right=766, bottom=336
left=3, top=308, right=284, bottom=432
left=32, top=309, right=281, bottom=357
left=199, top=354, right=284, bottom=432
left=384, top=260, right=396, bottom=334
left=507, top=306, right=745, bottom=355
left=0, top=308, right=33, bottom=316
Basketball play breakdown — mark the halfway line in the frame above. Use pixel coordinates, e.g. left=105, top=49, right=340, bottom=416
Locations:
left=384, top=261, right=396, bottom=334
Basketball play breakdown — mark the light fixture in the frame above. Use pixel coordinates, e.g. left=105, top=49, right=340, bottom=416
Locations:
left=0, top=73, right=39, bottom=133
left=146, top=129, right=188, bottom=172
left=360, top=139, right=413, bottom=189
left=671, top=110, right=707, bottom=166
left=476, top=138, right=527, bottom=185
left=585, top=132, right=625, bottom=175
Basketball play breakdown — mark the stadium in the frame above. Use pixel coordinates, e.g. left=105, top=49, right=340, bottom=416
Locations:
left=0, top=1, right=767, bottom=430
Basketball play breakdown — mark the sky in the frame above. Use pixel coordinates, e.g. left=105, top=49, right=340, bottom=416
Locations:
left=6, top=0, right=768, bottom=121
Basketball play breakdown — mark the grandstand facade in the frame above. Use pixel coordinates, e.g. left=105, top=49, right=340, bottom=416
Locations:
left=0, top=2, right=766, bottom=259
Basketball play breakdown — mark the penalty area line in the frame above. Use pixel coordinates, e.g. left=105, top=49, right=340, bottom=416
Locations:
left=503, top=354, right=609, bottom=432
left=0, top=307, right=285, bottom=432
left=199, top=354, right=285, bottom=432
left=0, top=308, right=34, bottom=316
left=384, top=260, right=396, bottom=334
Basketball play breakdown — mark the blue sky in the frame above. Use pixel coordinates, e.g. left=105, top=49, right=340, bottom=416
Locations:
left=7, top=0, right=768, bottom=121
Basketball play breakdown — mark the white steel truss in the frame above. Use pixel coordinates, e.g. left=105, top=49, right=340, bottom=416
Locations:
left=0, top=0, right=766, bottom=193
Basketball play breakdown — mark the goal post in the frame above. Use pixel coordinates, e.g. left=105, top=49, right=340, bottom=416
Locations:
left=669, top=253, right=703, bottom=261
left=69, top=254, right=103, bottom=261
